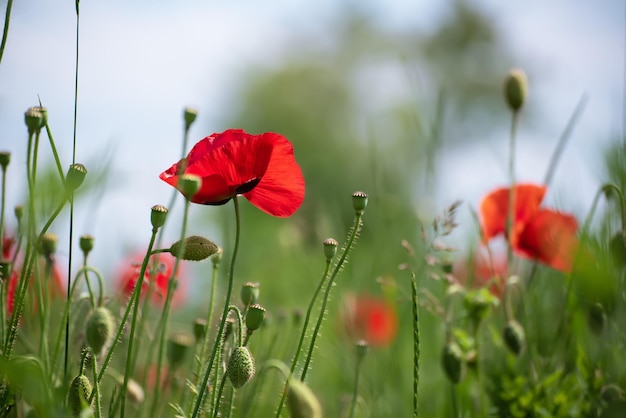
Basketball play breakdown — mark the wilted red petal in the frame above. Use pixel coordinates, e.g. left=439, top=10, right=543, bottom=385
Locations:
left=516, top=209, right=578, bottom=272
left=480, top=184, right=547, bottom=243
left=344, top=295, right=397, bottom=347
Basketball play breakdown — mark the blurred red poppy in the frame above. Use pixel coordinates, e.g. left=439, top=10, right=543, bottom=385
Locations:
left=117, top=252, right=184, bottom=307
left=454, top=249, right=507, bottom=297
left=160, top=129, right=305, bottom=218
left=480, top=183, right=578, bottom=272
left=5, top=262, right=65, bottom=315
left=343, top=294, right=398, bottom=347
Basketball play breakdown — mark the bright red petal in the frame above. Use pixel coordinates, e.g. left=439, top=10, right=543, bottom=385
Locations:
left=244, top=132, right=305, bottom=217
left=344, top=295, right=397, bottom=347
left=516, top=209, right=578, bottom=272
left=480, top=183, right=547, bottom=243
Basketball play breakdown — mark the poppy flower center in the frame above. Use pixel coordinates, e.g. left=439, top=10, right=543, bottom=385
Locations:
left=236, top=177, right=261, bottom=195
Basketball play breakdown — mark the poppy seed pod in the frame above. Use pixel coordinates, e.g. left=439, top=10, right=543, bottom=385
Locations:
left=86, top=307, right=115, bottom=355
left=352, top=191, right=368, bottom=215
left=323, top=238, right=338, bottom=261
left=587, top=303, right=606, bottom=335
left=192, top=318, right=207, bottom=342
left=169, top=235, right=219, bottom=261
left=245, top=304, right=266, bottom=331
left=609, top=232, right=626, bottom=270
left=79, top=235, right=95, bottom=257
left=14, top=205, right=23, bottom=221
left=286, top=378, right=323, bottom=418
left=177, top=174, right=202, bottom=200
left=167, top=332, right=195, bottom=370
left=65, top=163, right=88, bottom=193
left=227, top=346, right=255, bottom=388
left=150, top=205, right=168, bottom=230
left=240, top=282, right=260, bottom=306
left=503, top=320, right=525, bottom=355
left=0, top=151, right=10, bottom=170
left=67, top=374, right=92, bottom=417
left=211, top=247, right=223, bottom=266
left=441, top=342, right=465, bottom=384
left=40, top=233, right=58, bottom=258
left=504, top=69, right=528, bottom=111
left=183, top=107, right=198, bottom=129
left=24, top=107, right=45, bottom=134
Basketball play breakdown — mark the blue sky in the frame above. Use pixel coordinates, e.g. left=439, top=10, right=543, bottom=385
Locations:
left=0, top=0, right=623, bottom=286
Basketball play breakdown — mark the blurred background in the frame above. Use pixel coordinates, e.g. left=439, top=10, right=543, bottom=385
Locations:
left=0, top=1, right=624, bottom=415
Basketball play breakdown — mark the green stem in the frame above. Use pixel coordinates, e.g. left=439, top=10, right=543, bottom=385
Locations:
left=211, top=373, right=229, bottom=418
left=191, top=196, right=242, bottom=418
left=44, top=123, right=67, bottom=183
left=348, top=354, right=363, bottom=418
left=504, top=110, right=519, bottom=322
left=91, top=351, right=102, bottom=418
left=198, top=257, right=220, bottom=370
left=411, top=272, right=419, bottom=418
left=0, top=0, right=13, bottom=65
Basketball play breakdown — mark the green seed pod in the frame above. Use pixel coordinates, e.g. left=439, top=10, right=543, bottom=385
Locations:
left=240, top=281, right=260, bottom=306
left=68, top=374, right=92, bottom=417
left=167, top=332, right=195, bottom=370
left=323, top=238, right=338, bottom=261
left=40, top=233, right=58, bottom=258
left=79, top=235, right=95, bottom=257
left=183, top=107, right=198, bottom=129
left=192, top=318, right=207, bottom=342
left=65, top=163, right=88, bottom=193
left=355, top=339, right=369, bottom=360
left=24, top=107, right=45, bottom=134
left=441, top=342, right=465, bottom=384
left=86, top=307, right=115, bottom=355
left=227, top=346, right=255, bottom=389
left=351, top=191, right=368, bottom=215
left=504, top=69, right=528, bottom=111
left=169, top=235, right=219, bottom=261
left=14, top=205, right=23, bottom=221
left=609, top=232, right=626, bottom=270
left=178, top=174, right=202, bottom=199
left=286, top=379, right=323, bottom=418
left=0, top=151, right=10, bottom=170
left=150, top=205, right=168, bottom=230
left=503, top=320, right=525, bottom=355
left=587, top=302, right=606, bottom=335
left=245, top=304, right=266, bottom=331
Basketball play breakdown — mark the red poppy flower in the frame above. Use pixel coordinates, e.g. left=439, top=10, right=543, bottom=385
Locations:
left=159, top=129, right=305, bottom=217
left=343, top=294, right=398, bottom=347
left=480, top=183, right=578, bottom=272
left=454, top=249, right=507, bottom=297
left=3, top=231, right=16, bottom=260
left=5, top=262, right=65, bottom=315
left=117, top=252, right=184, bottom=307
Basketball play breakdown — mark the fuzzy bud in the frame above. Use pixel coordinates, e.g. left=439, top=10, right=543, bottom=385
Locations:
left=503, top=320, right=525, bottom=355
left=178, top=174, right=202, bottom=200
left=65, top=163, right=88, bottom=193
left=351, top=191, right=368, bottom=215
left=167, top=332, right=194, bottom=370
left=79, top=235, right=95, bottom=257
left=86, top=307, right=115, bottom=355
left=286, top=379, right=323, bottom=418
left=227, top=346, right=255, bottom=388
left=169, top=235, right=218, bottom=261
left=0, top=151, right=10, bottom=170
left=441, top=342, right=465, bottom=384
left=323, top=238, right=338, bottom=261
left=183, top=107, right=198, bottom=129
left=40, top=233, right=58, bottom=257
left=68, top=374, right=92, bottom=417
left=245, top=304, right=266, bottom=331
left=240, top=281, right=260, bottom=306
left=150, top=205, right=168, bottom=230
left=504, top=69, right=528, bottom=111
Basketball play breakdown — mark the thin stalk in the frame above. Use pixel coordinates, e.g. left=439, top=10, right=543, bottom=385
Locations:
left=91, top=351, right=102, bottom=418
left=0, top=0, right=13, bottom=65
left=198, top=257, right=221, bottom=366
left=0, top=163, right=7, bottom=347
left=411, top=272, right=419, bottom=418
left=348, top=352, right=364, bottom=418
left=504, top=110, right=519, bottom=322
left=211, top=373, right=229, bottom=418
left=191, top=196, right=242, bottom=418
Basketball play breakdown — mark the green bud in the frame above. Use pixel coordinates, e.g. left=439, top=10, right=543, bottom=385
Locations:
left=178, top=174, right=201, bottom=200
left=587, top=302, right=606, bottom=335
left=40, top=233, right=58, bottom=257
left=150, top=204, right=168, bottom=230
left=351, top=191, right=368, bottom=215
left=80, top=235, right=95, bottom=257
left=286, top=378, right=323, bottom=418
left=25, top=107, right=45, bottom=134
left=503, top=320, right=525, bottom=355
left=609, top=232, right=626, bottom=270
left=65, top=163, right=88, bottom=192
left=240, top=281, right=260, bottom=306
left=67, top=374, right=92, bottom=417
left=504, top=69, right=528, bottom=111
left=355, top=339, right=369, bottom=360
left=169, top=235, right=219, bottom=261
left=323, top=238, right=338, bottom=261
left=442, top=342, right=465, bottom=384
left=227, top=346, right=255, bottom=388
left=192, top=318, right=207, bottom=342
left=14, top=205, right=23, bottom=221
left=245, top=304, right=266, bottom=331
left=86, top=307, right=115, bottom=355
left=0, top=151, right=10, bottom=170
left=183, top=107, right=198, bottom=129
left=167, top=332, right=194, bottom=370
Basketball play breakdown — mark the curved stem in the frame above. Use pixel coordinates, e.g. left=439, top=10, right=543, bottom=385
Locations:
left=0, top=0, right=13, bottom=65
left=191, top=196, right=241, bottom=418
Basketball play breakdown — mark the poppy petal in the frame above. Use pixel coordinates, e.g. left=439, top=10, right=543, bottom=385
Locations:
left=244, top=132, right=305, bottom=217
left=516, top=209, right=578, bottom=272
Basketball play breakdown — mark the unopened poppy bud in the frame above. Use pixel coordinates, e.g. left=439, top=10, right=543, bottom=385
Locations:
left=0, top=151, right=10, bottom=170
left=245, top=304, right=266, bottom=331
left=355, top=339, right=369, bottom=359
left=441, top=342, right=465, bottom=384
left=68, top=374, right=92, bottom=417
left=65, top=163, right=87, bottom=192
left=323, top=238, right=338, bottom=261
left=125, top=379, right=145, bottom=404
left=25, top=107, right=45, bottom=134
left=587, top=302, right=606, bottom=335
left=227, top=346, right=255, bottom=388
left=178, top=174, right=202, bottom=200
left=183, top=107, right=198, bottom=129
left=80, top=235, right=95, bottom=257
left=286, top=378, right=323, bottom=418
left=40, top=233, right=58, bottom=257
left=14, top=205, right=23, bottom=221
left=504, top=69, right=528, bottom=111
left=503, top=320, right=525, bottom=355
left=150, top=205, right=168, bottom=230
left=240, top=281, right=260, bottom=306
left=169, top=235, right=218, bottom=261
left=192, top=318, right=207, bottom=341
left=167, top=332, right=194, bottom=370
left=86, top=307, right=115, bottom=355
left=352, top=191, right=368, bottom=215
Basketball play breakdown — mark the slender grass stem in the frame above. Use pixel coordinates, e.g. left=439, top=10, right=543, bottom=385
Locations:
left=191, top=196, right=242, bottom=418
left=348, top=349, right=364, bottom=418
left=411, top=272, right=419, bottom=418
left=0, top=0, right=13, bottom=65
